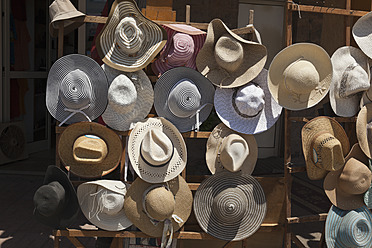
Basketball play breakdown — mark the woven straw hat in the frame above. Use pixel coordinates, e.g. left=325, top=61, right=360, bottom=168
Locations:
left=101, top=64, right=154, bottom=131
left=356, top=103, right=372, bottom=159
left=58, top=122, right=122, bottom=178
left=46, top=54, right=108, bottom=125
left=77, top=180, right=132, bottom=231
left=196, top=18, right=267, bottom=88
left=194, top=171, right=266, bottom=241
left=214, top=68, right=282, bottom=134
left=96, top=0, right=167, bottom=72
left=353, top=11, right=372, bottom=59
left=330, top=46, right=370, bottom=117
left=268, top=43, right=332, bottom=110
left=153, top=67, right=215, bottom=133
left=301, top=116, right=350, bottom=180
left=128, top=117, right=187, bottom=183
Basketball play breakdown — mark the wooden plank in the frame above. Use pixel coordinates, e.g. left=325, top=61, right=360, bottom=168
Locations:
left=230, top=26, right=255, bottom=35
left=288, top=116, right=357, bottom=123
left=54, top=237, right=60, bottom=248
left=248, top=10, right=254, bottom=25
left=110, top=238, right=123, bottom=248
left=120, top=137, right=126, bottom=182
left=284, top=109, right=292, bottom=248
left=287, top=213, right=328, bottom=224
left=291, top=233, right=306, bottom=248
left=288, top=166, right=306, bottom=173
left=181, top=131, right=211, bottom=138
left=289, top=4, right=369, bottom=17
left=58, top=22, right=64, bottom=58
left=186, top=5, right=191, bottom=25
left=66, top=237, right=85, bottom=248
left=345, top=0, right=352, bottom=46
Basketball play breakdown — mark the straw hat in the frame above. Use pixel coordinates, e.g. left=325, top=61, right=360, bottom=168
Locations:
left=127, top=117, right=187, bottom=183
left=96, top=0, right=167, bottom=72
left=268, top=43, right=333, bottom=110
left=360, top=84, right=372, bottom=108
left=49, top=0, right=85, bottom=38
left=58, top=122, right=122, bottom=178
left=353, top=11, right=372, bottom=59
left=33, top=165, right=79, bottom=228
left=301, top=116, right=350, bottom=180
left=196, top=18, right=267, bottom=88
left=153, top=67, right=215, bottom=133
left=101, top=64, right=154, bottom=131
left=214, top=68, right=282, bottom=134
left=194, top=171, right=266, bottom=241
left=77, top=180, right=132, bottom=231
left=356, top=103, right=372, bottom=159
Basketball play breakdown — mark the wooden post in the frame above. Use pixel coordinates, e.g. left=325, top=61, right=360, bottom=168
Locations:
left=58, top=22, right=64, bottom=58
left=185, top=5, right=191, bottom=25
left=248, top=10, right=254, bottom=25
left=345, top=0, right=352, bottom=46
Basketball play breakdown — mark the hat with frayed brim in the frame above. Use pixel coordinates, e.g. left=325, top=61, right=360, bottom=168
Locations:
left=357, top=103, right=372, bottom=159
left=353, top=11, right=372, bottom=59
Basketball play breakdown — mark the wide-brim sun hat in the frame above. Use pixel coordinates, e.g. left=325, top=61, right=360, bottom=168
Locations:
left=357, top=103, right=372, bottom=159
left=268, top=42, right=333, bottom=111
left=353, top=11, right=372, bottom=59
left=214, top=68, right=282, bottom=134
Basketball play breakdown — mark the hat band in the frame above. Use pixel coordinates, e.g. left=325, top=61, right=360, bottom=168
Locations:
left=232, top=86, right=262, bottom=118
left=309, top=131, right=334, bottom=169
left=189, top=103, right=213, bottom=132
left=139, top=143, right=174, bottom=168
left=339, top=63, right=362, bottom=99
left=58, top=104, right=92, bottom=126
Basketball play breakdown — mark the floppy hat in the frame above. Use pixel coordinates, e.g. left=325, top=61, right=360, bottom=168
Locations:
left=268, top=42, right=333, bottom=110
left=77, top=180, right=132, bottom=231
left=33, top=165, right=79, bottom=228
left=128, top=117, right=187, bottom=183
left=324, top=143, right=372, bottom=210
left=194, top=171, right=266, bottom=241
left=356, top=103, right=372, bottom=159
left=46, top=54, right=108, bottom=125
left=196, top=18, right=267, bottom=88
left=301, top=116, right=350, bottom=180
left=96, top=0, right=167, bottom=72
left=330, top=46, right=370, bottom=117
left=206, top=123, right=258, bottom=175
left=101, top=64, right=154, bottom=131
left=153, top=67, right=215, bottom=133
left=58, top=122, right=122, bottom=178
left=353, top=11, right=372, bottom=59
left=214, top=68, right=282, bottom=134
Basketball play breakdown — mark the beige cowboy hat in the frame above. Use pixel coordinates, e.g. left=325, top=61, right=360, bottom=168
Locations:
left=58, top=122, right=122, bottom=178
left=268, top=43, right=333, bottom=110
left=301, top=116, right=350, bottom=180
left=356, top=102, right=372, bottom=159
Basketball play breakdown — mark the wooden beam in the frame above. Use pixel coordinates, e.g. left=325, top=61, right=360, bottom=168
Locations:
left=57, top=22, right=64, bottom=58
left=291, top=233, right=307, bottom=248
left=185, top=5, right=191, bottom=25
left=66, top=237, right=85, bottom=248
left=345, top=0, right=352, bottom=46
left=289, top=4, right=369, bottom=17
left=287, top=213, right=328, bottom=224
left=288, top=116, right=357, bottom=123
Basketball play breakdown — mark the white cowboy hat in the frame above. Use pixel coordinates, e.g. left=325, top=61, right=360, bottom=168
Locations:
left=353, top=11, right=372, bottom=59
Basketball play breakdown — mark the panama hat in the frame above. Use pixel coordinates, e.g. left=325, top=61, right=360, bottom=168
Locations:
left=152, top=24, right=206, bottom=76
left=153, top=67, right=215, bottom=133
left=127, top=117, right=187, bottom=183
left=268, top=43, right=333, bottom=110
left=301, top=116, right=350, bottom=180
left=356, top=103, right=372, bottom=159
left=214, top=68, right=282, bottom=134
left=33, top=165, right=79, bottom=228
left=196, top=18, right=267, bottom=88
left=353, top=11, right=372, bottom=59
left=58, top=122, right=122, bottom=178
left=330, top=46, right=370, bottom=117
left=96, top=0, right=167, bottom=72
left=101, top=64, right=154, bottom=131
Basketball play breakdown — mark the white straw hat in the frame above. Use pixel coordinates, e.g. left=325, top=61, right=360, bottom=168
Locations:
left=353, top=11, right=372, bottom=59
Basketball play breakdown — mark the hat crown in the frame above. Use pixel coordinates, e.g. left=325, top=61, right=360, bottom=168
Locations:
left=338, top=158, right=372, bottom=195
left=145, top=186, right=175, bottom=221
left=49, top=0, right=76, bottom=20
left=34, top=181, right=66, bottom=217
left=115, top=17, right=144, bottom=55
left=167, top=33, right=194, bottom=66
left=214, top=34, right=244, bottom=72
left=96, top=186, right=124, bottom=216
left=234, top=84, right=265, bottom=117
left=141, top=129, right=173, bottom=166
left=73, top=135, right=108, bottom=164
left=219, top=134, right=250, bottom=172
left=338, top=210, right=372, bottom=246
left=336, top=63, right=370, bottom=99
left=108, top=74, right=137, bottom=114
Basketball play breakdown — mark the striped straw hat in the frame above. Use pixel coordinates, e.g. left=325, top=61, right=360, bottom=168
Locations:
left=96, top=0, right=167, bottom=72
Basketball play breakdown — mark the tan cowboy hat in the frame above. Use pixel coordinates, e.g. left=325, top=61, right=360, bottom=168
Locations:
left=301, top=116, right=350, bottom=180
left=58, top=122, right=122, bottom=178
left=196, top=18, right=267, bottom=88
left=356, top=102, right=372, bottom=159
left=324, top=143, right=372, bottom=210
left=268, top=43, right=333, bottom=110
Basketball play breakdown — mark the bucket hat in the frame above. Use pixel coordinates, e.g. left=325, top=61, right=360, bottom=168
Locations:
left=353, top=11, right=372, bottom=59
left=357, top=103, right=372, bottom=159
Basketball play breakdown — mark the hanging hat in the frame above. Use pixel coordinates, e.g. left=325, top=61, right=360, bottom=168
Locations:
left=301, top=116, right=350, bottom=180
left=101, top=64, right=154, bottom=131
left=49, top=0, right=86, bottom=38
left=46, top=54, right=108, bottom=125
left=206, top=123, right=258, bottom=175
left=360, top=84, right=372, bottom=108
left=325, top=205, right=372, bottom=247
left=196, top=18, right=267, bottom=88
left=33, top=165, right=79, bottom=228
left=268, top=43, right=332, bottom=110
left=353, top=11, right=372, bottom=59
left=356, top=103, right=372, bottom=159
left=96, top=0, right=167, bottom=72
left=194, top=171, right=266, bottom=241
left=153, top=67, right=215, bottom=133
left=58, top=122, right=122, bottom=178
left=77, top=180, right=132, bottom=231
left=329, top=46, right=370, bottom=117
left=214, top=68, right=282, bottom=134
left=127, top=117, right=187, bottom=183
left=151, top=24, right=206, bottom=76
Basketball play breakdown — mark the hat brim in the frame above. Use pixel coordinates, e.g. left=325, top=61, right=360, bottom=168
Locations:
left=353, top=11, right=372, bottom=59
left=357, top=103, right=372, bottom=158
left=49, top=12, right=86, bottom=38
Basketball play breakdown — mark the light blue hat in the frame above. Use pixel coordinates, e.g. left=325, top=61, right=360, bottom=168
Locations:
left=363, top=159, right=372, bottom=208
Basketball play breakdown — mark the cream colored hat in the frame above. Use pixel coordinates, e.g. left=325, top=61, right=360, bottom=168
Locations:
left=356, top=103, right=372, bottom=158
left=268, top=43, right=333, bottom=110
left=360, top=82, right=372, bottom=108
left=353, top=11, right=372, bottom=59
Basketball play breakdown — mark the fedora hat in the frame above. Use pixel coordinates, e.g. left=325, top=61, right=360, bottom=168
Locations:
left=330, top=46, right=370, bottom=117
left=214, top=68, right=282, bottom=134
left=301, top=116, right=350, bottom=180
left=356, top=103, right=372, bottom=159
left=324, top=143, right=372, bottom=210
left=268, top=43, right=332, bottom=110
left=194, top=171, right=266, bottom=241
left=101, top=64, right=154, bottom=131
left=33, top=165, right=79, bottom=228
left=46, top=54, right=108, bottom=125
left=153, top=67, right=215, bottom=133
left=353, top=11, right=372, bottom=59
left=152, top=24, right=206, bottom=76
left=196, top=18, right=267, bottom=88
left=127, top=117, right=187, bottom=183
left=77, top=180, right=132, bottom=231
left=58, top=122, right=122, bottom=178
left=96, top=0, right=167, bottom=72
